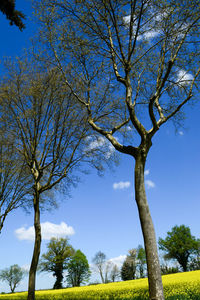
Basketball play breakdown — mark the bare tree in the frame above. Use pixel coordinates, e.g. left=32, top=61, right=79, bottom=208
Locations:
left=34, top=0, right=200, bottom=299
left=0, top=59, right=89, bottom=300
left=92, top=251, right=115, bottom=283
left=110, top=264, right=120, bottom=282
left=92, top=251, right=107, bottom=283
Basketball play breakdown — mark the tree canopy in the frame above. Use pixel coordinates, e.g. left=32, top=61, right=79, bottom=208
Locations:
left=159, top=225, right=199, bottom=272
left=0, top=0, right=25, bottom=30
left=0, top=264, right=26, bottom=293
left=39, top=237, right=74, bottom=289
left=121, top=249, right=137, bottom=281
left=66, top=250, right=91, bottom=287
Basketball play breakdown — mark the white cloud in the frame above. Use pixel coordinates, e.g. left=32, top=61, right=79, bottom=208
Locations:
left=15, top=222, right=75, bottom=241
left=179, top=131, right=184, bottom=136
left=126, top=125, right=132, bottom=131
left=113, top=181, right=131, bottom=190
left=145, top=180, right=155, bottom=189
left=108, top=255, right=126, bottom=267
left=123, top=15, right=131, bottom=27
left=106, top=143, right=115, bottom=159
left=84, top=136, right=115, bottom=159
left=144, top=169, right=150, bottom=176
left=176, top=70, right=194, bottom=87
left=21, top=264, right=30, bottom=272
left=85, top=136, right=106, bottom=151
left=137, top=30, right=160, bottom=41
left=123, top=13, right=161, bottom=41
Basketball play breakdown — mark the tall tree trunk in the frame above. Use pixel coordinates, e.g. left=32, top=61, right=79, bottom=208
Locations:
left=99, top=268, right=105, bottom=283
left=134, top=151, right=164, bottom=300
left=27, top=192, right=41, bottom=300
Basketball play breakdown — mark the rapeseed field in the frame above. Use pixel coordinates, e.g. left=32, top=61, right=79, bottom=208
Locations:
left=0, top=270, right=200, bottom=299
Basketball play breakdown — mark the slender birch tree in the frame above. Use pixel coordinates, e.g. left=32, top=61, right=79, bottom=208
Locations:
left=0, top=59, right=89, bottom=300
left=34, top=0, right=200, bottom=299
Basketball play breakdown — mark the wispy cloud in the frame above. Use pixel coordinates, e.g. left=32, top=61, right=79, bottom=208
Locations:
left=15, top=222, right=75, bottom=241
left=113, top=181, right=131, bottom=190
left=84, top=136, right=115, bottom=159
left=144, top=169, right=150, bottom=176
left=179, top=131, right=184, bottom=136
left=145, top=180, right=155, bottom=189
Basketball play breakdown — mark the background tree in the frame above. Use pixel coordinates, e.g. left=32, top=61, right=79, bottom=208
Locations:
left=0, top=59, right=89, bottom=300
left=136, top=245, right=146, bottom=278
left=189, top=241, right=200, bottom=270
left=34, top=0, right=200, bottom=298
left=158, top=225, right=199, bottom=272
left=121, top=249, right=137, bottom=281
left=39, top=237, right=74, bottom=289
left=160, top=264, right=179, bottom=275
left=0, top=0, right=25, bottom=30
left=110, top=264, right=120, bottom=282
left=0, top=264, right=27, bottom=293
left=66, top=250, right=91, bottom=287
left=92, top=251, right=107, bottom=284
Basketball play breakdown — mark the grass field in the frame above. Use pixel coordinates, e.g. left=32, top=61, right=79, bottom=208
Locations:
left=0, top=270, right=200, bottom=299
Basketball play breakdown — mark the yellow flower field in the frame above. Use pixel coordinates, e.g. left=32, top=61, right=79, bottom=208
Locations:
left=0, top=270, right=200, bottom=299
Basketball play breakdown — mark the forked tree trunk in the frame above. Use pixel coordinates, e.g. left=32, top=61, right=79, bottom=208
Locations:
left=134, top=151, right=164, bottom=300
left=27, top=192, right=41, bottom=300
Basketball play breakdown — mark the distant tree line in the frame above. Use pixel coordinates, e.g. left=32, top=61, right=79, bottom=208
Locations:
left=92, top=225, right=200, bottom=284
left=0, top=224, right=199, bottom=293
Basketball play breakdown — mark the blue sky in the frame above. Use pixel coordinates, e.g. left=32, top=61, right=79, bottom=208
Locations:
left=0, top=0, right=200, bottom=293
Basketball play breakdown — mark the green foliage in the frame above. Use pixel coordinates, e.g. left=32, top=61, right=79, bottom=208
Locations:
left=136, top=245, right=146, bottom=278
left=159, top=225, right=199, bottom=272
left=39, top=238, right=74, bottom=289
left=121, top=249, right=137, bottom=281
left=189, top=241, right=200, bottom=271
left=161, top=265, right=179, bottom=275
left=66, top=250, right=91, bottom=287
left=0, top=264, right=26, bottom=293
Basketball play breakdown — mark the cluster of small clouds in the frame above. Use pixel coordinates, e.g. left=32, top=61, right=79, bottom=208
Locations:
left=112, top=169, right=155, bottom=191
left=113, top=181, right=131, bottom=190
left=144, top=169, right=156, bottom=189
left=123, top=9, right=165, bottom=42
left=15, top=222, right=75, bottom=241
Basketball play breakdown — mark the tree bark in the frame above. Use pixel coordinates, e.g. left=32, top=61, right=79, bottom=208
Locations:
left=134, top=150, right=164, bottom=300
left=27, top=192, right=41, bottom=300
left=99, top=267, right=105, bottom=284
